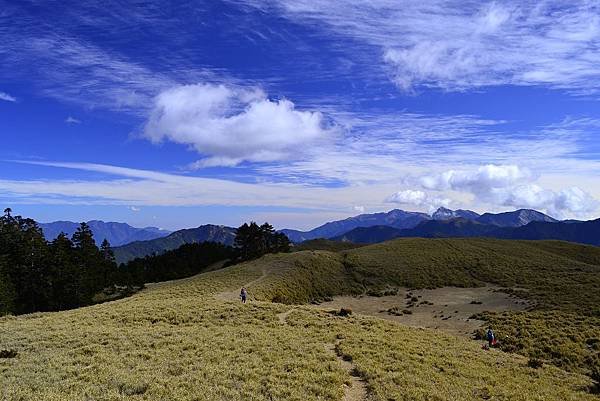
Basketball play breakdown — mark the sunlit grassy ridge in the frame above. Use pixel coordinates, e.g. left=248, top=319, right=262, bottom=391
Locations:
left=245, top=238, right=600, bottom=378
left=1, top=238, right=599, bottom=400
left=250, top=238, right=600, bottom=311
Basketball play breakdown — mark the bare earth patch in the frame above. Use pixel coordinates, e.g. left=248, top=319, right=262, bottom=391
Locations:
left=315, top=286, right=530, bottom=337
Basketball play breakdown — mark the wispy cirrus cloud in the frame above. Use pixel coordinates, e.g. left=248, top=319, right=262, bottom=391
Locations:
left=238, top=0, right=600, bottom=93
left=1, top=160, right=398, bottom=212
left=256, top=114, right=600, bottom=186
left=0, top=2, right=216, bottom=113
left=0, top=91, right=16, bottom=102
left=65, top=116, right=81, bottom=124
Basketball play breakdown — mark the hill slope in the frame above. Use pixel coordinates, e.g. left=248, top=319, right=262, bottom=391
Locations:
left=0, top=243, right=597, bottom=400
left=246, top=238, right=600, bottom=378
left=112, top=224, right=236, bottom=263
left=39, top=220, right=171, bottom=246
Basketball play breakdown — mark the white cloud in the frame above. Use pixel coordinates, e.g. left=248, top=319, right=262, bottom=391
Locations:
left=143, top=83, right=336, bottom=167
left=0, top=91, right=16, bottom=102
left=353, top=205, right=365, bottom=213
left=244, top=0, right=600, bottom=93
left=129, top=206, right=141, bottom=212
left=421, top=164, right=533, bottom=193
left=387, top=189, right=451, bottom=212
left=421, top=164, right=599, bottom=218
left=65, top=116, right=81, bottom=124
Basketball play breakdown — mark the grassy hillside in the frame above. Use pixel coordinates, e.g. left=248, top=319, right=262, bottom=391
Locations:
left=251, top=238, right=600, bottom=312
left=243, top=238, right=600, bottom=379
left=0, top=259, right=596, bottom=400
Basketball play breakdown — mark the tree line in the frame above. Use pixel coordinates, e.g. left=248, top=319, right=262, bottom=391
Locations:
left=0, top=210, right=291, bottom=316
left=0, top=208, right=118, bottom=315
left=120, top=222, right=291, bottom=285
left=121, top=242, right=234, bottom=286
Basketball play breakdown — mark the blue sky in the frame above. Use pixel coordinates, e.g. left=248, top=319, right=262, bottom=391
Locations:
left=1, top=0, right=600, bottom=230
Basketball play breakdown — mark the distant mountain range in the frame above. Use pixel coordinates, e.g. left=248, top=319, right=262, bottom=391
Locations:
left=282, top=207, right=562, bottom=243
left=281, top=209, right=430, bottom=242
left=54, top=207, right=596, bottom=264
left=333, top=217, right=600, bottom=246
left=39, top=220, right=171, bottom=247
left=112, top=224, right=236, bottom=264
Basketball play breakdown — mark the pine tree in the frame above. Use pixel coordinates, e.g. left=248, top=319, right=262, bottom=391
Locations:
left=234, top=221, right=291, bottom=261
left=48, top=233, right=78, bottom=310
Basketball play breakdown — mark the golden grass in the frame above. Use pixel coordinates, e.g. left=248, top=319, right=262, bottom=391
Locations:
left=1, top=259, right=597, bottom=400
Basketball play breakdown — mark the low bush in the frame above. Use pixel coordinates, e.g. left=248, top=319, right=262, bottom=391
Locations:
left=0, top=349, right=17, bottom=358
left=528, top=358, right=544, bottom=369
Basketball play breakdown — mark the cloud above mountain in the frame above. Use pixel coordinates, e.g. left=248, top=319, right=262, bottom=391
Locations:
left=420, top=164, right=598, bottom=218
left=387, top=189, right=451, bottom=212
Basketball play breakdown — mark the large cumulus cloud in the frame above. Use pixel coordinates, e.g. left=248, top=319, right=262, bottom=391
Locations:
left=143, top=83, right=335, bottom=167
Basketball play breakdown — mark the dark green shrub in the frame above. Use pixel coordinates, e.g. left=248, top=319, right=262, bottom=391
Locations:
left=527, top=358, right=544, bottom=369
left=0, top=349, right=17, bottom=358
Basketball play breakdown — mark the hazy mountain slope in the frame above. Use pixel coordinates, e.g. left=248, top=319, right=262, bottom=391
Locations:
left=333, top=218, right=600, bottom=246
left=112, top=224, right=236, bottom=263
left=333, top=225, right=403, bottom=243
left=39, top=220, right=171, bottom=246
left=498, top=218, right=600, bottom=245
left=281, top=209, right=430, bottom=242
left=476, top=209, right=557, bottom=227
left=333, top=218, right=496, bottom=243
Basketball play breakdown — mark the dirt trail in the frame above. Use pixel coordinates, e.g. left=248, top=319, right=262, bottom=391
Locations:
left=214, top=268, right=268, bottom=302
left=277, top=304, right=371, bottom=400
left=276, top=308, right=294, bottom=324
left=326, top=340, right=368, bottom=401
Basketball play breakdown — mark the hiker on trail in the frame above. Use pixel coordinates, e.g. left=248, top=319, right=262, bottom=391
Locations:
left=240, top=287, right=247, bottom=304
left=486, top=327, right=496, bottom=348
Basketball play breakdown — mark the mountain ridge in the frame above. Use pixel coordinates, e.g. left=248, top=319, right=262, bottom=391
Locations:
left=39, top=220, right=171, bottom=247
left=282, top=207, right=559, bottom=243
left=281, top=209, right=430, bottom=242
left=333, top=217, right=600, bottom=246
left=112, top=224, right=236, bottom=264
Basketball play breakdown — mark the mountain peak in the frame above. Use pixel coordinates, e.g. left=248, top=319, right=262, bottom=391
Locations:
left=432, top=207, right=480, bottom=221
left=477, top=209, right=557, bottom=227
